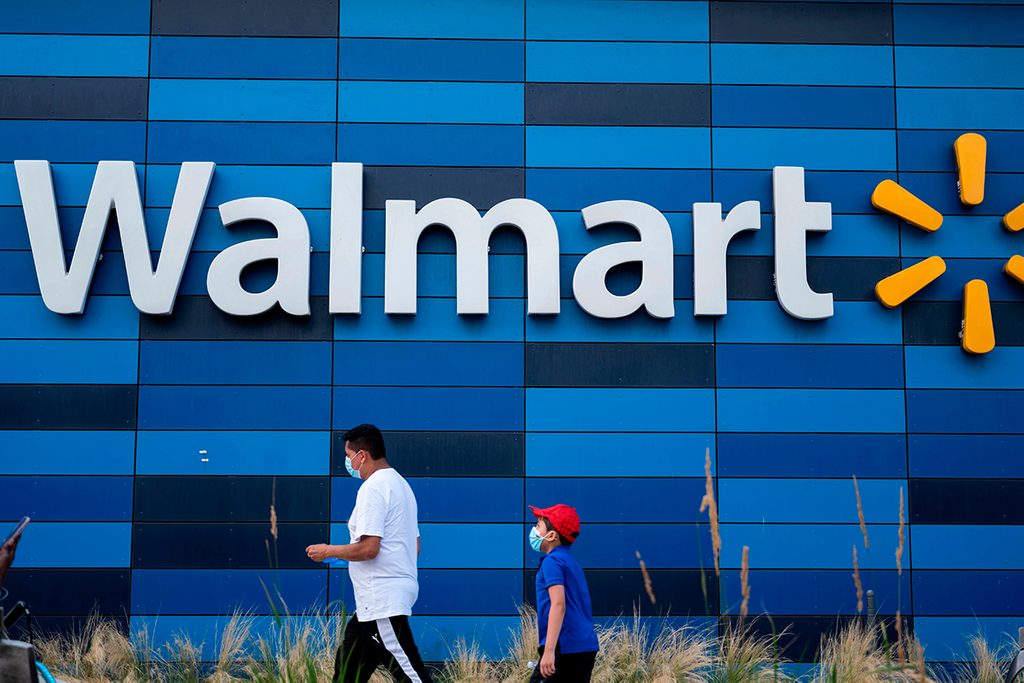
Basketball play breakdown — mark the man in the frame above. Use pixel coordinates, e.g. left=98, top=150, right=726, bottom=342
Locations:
left=0, top=523, right=25, bottom=640
left=306, top=424, right=432, bottom=683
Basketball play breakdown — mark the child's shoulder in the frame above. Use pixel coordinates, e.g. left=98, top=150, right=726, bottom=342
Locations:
left=543, top=547, right=579, bottom=568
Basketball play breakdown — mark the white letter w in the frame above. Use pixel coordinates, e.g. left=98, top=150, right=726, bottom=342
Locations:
left=15, top=160, right=214, bottom=314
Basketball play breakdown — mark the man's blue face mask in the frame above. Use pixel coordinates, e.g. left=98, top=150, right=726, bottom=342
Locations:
left=345, top=450, right=364, bottom=479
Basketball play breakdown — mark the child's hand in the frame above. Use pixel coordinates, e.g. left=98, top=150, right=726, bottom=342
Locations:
left=540, top=649, right=556, bottom=678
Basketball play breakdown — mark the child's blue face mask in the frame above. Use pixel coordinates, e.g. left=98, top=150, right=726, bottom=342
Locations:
left=529, top=526, right=552, bottom=553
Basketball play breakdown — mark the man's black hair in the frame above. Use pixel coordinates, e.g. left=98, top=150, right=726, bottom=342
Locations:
left=343, top=424, right=387, bottom=461
left=539, top=516, right=574, bottom=547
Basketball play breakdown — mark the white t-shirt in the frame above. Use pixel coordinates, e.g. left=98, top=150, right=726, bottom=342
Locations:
left=347, top=467, right=420, bottom=621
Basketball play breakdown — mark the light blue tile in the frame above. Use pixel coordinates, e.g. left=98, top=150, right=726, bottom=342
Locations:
left=527, top=42, right=709, bottom=83
left=719, top=524, right=905, bottom=569
left=527, top=0, right=708, bottom=40
left=912, top=526, right=1024, bottom=569
left=0, top=35, right=149, bottom=76
left=12, top=522, right=131, bottom=567
left=527, top=126, right=710, bottom=169
left=712, top=44, right=893, bottom=86
left=0, top=296, right=139, bottom=340
left=719, top=479, right=905, bottom=523
left=896, top=46, right=1024, bottom=88
left=340, top=0, right=524, bottom=38
left=717, top=389, right=906, bottom=432
left=527, top=433, right=714, bottom=476
left=906, top=347, right=1024, bottom=389
left=527, top=388, right=715, bottom=431
left=136, top=432, right=330, bottom=475
left=149, top=80, right=337, bottom=122
left=339, top=82, right=523, bottom=123
left=713, top=128, right=896, bottom=171
left=897, top=89, right=1024, bottom=130
left=0, top=431, right=135, bottom=475
left=0, top=340, right=137, bottom=383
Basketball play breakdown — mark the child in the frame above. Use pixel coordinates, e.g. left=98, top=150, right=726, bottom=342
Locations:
left=528, top=503, right=599, bottom=682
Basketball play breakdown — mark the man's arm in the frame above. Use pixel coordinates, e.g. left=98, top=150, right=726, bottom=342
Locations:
left=417, top=536, right=420, bottom=556
left=540, top=584, right=566, bottom=678
left=0, top=530, right=23, bottom=591
left=306, top=536, right=380, bottom=563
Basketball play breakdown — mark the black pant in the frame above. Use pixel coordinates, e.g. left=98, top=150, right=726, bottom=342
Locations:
left=334, top=615, right=433, bottom=683
left=528, top=647, right=597, bottom=683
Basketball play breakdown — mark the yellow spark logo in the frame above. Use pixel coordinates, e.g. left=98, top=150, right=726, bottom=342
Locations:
left=871, top=133, right=1024, bottom=355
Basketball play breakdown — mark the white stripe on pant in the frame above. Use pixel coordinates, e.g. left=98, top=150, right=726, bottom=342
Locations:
left=376, top=618, right=422, bottom=683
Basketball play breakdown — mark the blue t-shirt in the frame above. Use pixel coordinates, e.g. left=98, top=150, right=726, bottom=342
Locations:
left=535, top=546, right=599, bottom=654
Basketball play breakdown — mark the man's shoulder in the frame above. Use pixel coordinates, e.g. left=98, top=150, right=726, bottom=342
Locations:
left=360, top=468, right=413, bottom=501
left=368, top=467, right=407, bottom=489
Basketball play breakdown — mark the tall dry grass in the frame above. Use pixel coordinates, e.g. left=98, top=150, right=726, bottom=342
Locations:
left=31, top=610, right=1024, bottom=683
left=590, top=612, right=715, bottom=683
left=816, top=620, right=933, bottom=683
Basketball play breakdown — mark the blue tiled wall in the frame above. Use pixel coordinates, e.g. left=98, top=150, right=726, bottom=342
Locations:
left=1, top=0, right=1023, bottom=664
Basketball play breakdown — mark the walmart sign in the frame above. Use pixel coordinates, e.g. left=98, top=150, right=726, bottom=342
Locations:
left=14, top=160, right=834, bottom=322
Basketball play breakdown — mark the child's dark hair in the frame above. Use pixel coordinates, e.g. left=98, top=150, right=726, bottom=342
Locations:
left=343, top=424, right=387, bottom=460
left=539, top=516, right=575, bottom=546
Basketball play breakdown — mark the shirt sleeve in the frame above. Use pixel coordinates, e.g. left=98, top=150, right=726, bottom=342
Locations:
left=352, top=485, right=387, bottom=539
left=539, top=555, right=566, bottom=589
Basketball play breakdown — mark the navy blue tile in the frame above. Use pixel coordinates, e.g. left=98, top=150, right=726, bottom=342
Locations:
left=718, top=433, right=907, bottom=478
left=910, top=479, right=1024, bottom=524
left=526, top=343, right=714, bottom=388
left=152, top=0, right=339, bottom=37
left=133, top=523, right=327, bottom=569
left=134, top=477, right=329, bottom=522
left=712, top=2, right=892, bottom=45
left=332, top=431, right=524, bottom=477
left=0, top=386, right=137, bottom=430
left=717, top=345, right=904, bottom=389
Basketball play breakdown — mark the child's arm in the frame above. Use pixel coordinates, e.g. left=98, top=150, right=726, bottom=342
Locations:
left=540, top=584, right=567, bottom=678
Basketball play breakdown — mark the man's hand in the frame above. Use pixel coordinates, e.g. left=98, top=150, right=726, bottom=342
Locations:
left=305, top=544, right=331, bottom=562
left=539, top=648, right=556, bottom=678
left=0, top=530, right=23, bottom=586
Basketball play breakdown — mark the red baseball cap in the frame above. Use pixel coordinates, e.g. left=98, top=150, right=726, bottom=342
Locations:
left=529, top=504, right=581, bottom=541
